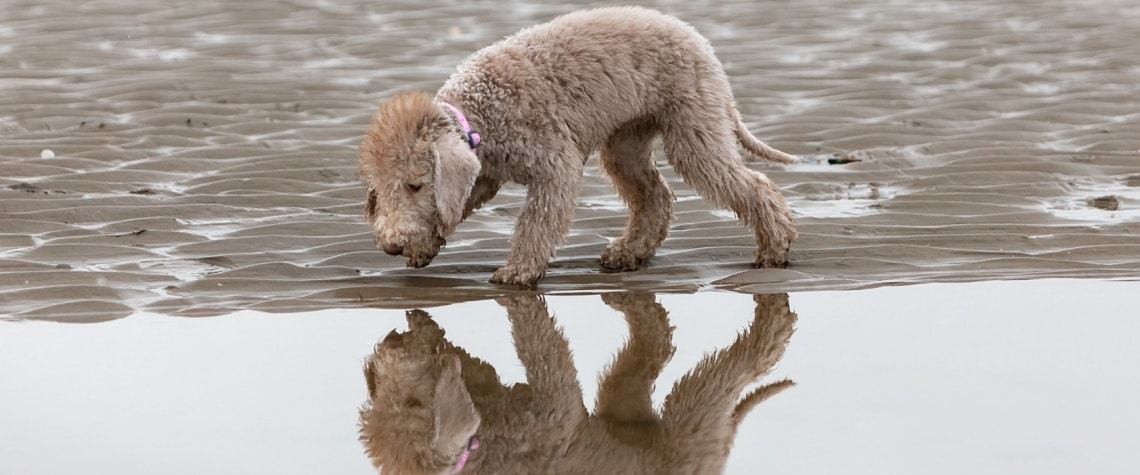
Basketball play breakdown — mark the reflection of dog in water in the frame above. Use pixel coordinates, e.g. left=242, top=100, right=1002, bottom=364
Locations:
left=358, top=293, right=796, bottom=474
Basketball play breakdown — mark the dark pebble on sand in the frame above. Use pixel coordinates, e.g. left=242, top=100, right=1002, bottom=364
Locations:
left=1090, top=195, right=1121, bottom=211
left=9, top=182, right=46, bottom=193
left=828, top=157, right=862, bottom=165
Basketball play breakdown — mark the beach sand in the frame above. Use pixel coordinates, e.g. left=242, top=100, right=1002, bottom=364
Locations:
left=2, top=0, right=1138, bottom=321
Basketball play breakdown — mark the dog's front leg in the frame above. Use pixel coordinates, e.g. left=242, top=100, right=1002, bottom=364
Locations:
left=490, top=156, right=583, bottom=287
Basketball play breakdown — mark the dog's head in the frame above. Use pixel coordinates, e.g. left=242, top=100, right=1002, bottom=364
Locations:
left=359, top=90, right=481, bottom=268
left=359, top=310, right=482, bottom=475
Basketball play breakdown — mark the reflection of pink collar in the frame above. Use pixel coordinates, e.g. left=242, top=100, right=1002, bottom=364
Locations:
left=440, top=102, right=482, bottom=150
left=454, top=436, right=480, bottom=473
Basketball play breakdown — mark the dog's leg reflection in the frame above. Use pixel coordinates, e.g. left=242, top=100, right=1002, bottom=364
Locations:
left=661, top=293, right=797, bottom=472
left=595, top=292, right=675, bottom=446
left=495, top=296, right=588, bottom=445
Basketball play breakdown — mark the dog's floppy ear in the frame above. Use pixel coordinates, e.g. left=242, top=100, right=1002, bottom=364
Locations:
left=432, top=135, right=480, bottom=236
left=432, top=354, right=480, bottom=455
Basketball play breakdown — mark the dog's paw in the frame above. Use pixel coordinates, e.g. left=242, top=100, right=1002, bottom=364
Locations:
left=752, top=254, right=789, bottom=269
left=752, top=241, right=791, bottom=268
left=490, top=265, right=543, bottom=288
left=753, top=221, right=795, bottom=268
left=600, top=240, right=650, bottom=272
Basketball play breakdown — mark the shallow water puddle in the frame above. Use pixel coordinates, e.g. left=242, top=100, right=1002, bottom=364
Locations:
left=1, top=279, right=1136, bottom=475
left=1046, top=176, right=1140, bottom=223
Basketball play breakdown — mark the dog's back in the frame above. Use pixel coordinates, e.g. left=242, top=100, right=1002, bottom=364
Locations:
left=441, top=6, right=722, bottom=150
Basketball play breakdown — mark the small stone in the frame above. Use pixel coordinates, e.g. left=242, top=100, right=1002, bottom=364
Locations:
left=1089, top=195, right=1121, bottom=211
left=40, top=149, right=55, bottom=159
left=828, top=156, right=861, bottom=165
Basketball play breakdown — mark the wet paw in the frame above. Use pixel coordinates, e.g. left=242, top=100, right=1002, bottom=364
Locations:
left=752, top=253, right=789, bottom=269
left=753, top=240, right=791, bottom=268
left=600, top=240, right=651, bottom=272
left=753, top=222, right=795, bottom=268
left=490, top=264, right=543, bottom=288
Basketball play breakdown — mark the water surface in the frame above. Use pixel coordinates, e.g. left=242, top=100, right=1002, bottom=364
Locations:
left=2, top=279, right=1137, bottom=474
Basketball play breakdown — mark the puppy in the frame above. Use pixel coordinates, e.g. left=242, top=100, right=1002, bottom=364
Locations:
left=359, top=7, right=799, bottom=287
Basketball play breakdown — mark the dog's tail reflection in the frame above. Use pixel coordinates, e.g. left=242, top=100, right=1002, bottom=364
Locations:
left=359, top=293, right=796, bottom=474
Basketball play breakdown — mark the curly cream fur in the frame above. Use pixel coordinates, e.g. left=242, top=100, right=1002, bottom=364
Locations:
left=358, top=293, right=797, bottom=474
left=359, top=6, right=799, bottom=287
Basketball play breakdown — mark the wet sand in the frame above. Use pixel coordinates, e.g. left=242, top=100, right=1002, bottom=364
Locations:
left=2, top=0, right=1139, bottom=320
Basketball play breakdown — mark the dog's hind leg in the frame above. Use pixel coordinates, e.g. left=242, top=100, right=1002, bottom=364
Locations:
left=598, top=121, right=675, bottom=271
left=594, top=292, right=675, bottom=444
left=662, top=105, right=797, bottom=268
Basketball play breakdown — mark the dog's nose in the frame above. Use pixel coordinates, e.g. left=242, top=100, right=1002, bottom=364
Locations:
left=381, top=243, right=404, bottom=256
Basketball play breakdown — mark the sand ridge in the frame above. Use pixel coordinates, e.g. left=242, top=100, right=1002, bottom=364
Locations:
left=1, top=0, right=1138, bottom=320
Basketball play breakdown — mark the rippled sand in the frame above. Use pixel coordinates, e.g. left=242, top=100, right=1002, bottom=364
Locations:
left=2, top=0, right=1139, bottom=321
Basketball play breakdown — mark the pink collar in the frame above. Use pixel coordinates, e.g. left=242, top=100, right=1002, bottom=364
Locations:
left=453, top=436, right=480, bottom=473
left=440, top=102, right=482, bottom=150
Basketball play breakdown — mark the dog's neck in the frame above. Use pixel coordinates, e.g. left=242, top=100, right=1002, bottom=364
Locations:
left=439, top=102, right=481, bottom=151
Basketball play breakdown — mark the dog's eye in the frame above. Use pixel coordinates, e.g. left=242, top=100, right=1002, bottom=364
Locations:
left=406, top=183, right=423, bottom=193
left=404, top=397, right=424, bottom=408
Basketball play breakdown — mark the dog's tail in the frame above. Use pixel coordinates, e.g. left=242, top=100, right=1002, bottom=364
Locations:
left=734, top=113, right=798, bottom=164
